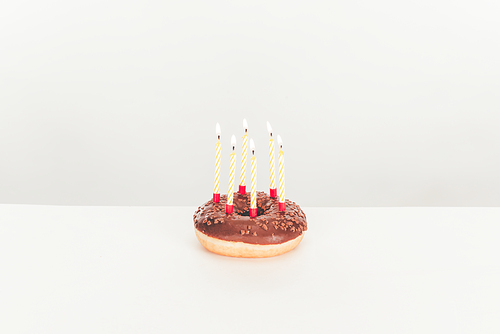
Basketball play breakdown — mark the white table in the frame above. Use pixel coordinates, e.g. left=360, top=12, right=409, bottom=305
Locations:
left=1, top=205, right=499, bottom=334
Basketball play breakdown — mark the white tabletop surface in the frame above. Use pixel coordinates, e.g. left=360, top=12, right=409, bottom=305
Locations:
left=0, top=205, right=499, bottom=334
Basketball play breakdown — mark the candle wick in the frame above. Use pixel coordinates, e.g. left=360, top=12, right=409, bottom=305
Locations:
left=218, top=135, right=220, bottom=140
left=245, top=129, right=247, bottom=133
left=252, top=150, right=255, bottom=155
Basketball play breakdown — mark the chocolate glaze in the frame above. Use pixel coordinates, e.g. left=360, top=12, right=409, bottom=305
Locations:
left=193, top=191, right=307, bottom=245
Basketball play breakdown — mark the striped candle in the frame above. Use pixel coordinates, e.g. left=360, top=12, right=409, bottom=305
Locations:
left=267, top=121, right=277, bottom=198
left=226, top=135, right=236, bottom=214
left=213, top=123, right=221, bottom=203
left=239, top=119, right=248, bottom=194
left=278, top=135, right=285, bottom=211
left=250, top=138, right=257, bottom=218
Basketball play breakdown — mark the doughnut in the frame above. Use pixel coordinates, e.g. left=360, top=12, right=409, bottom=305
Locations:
left=193, top=191, right=307, bottom=258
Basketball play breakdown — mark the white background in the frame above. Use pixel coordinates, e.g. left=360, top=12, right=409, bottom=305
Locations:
left=2, top=205, right=499, bottom=333
left=1, top=0, right=499, bottom=207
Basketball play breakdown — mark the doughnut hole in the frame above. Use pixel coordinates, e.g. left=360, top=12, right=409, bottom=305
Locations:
left=233, top=191, right=274, bottom=217
left=238, top=207, right=266, bottom=217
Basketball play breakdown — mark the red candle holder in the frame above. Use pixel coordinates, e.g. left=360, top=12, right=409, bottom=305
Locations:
left=213, top=193, right=220, bottom=203
left=239, top=185, right=246, bottom=195
left=270, top=188, right=277, bottom=198
left=226, top=204, right=233, bottom=214
left=250, top=207, right=257, bottom=218
left=279, top=202, right=286, bottom=211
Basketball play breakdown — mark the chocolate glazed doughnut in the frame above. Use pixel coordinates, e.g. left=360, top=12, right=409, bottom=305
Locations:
left=193, top=191, right=307, bottom=258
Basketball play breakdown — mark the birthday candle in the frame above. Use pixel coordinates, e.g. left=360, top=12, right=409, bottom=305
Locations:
left=240, top=119, right=248, bottom=194
left=226, top=135, right=236, bottom=214
left=213, top=123, right=221, bottom=203
left=250, top=138, right=257, bottom=218
left=278, top=135, right=286, bottom=211
left=267, top=122, right=277, bottom=198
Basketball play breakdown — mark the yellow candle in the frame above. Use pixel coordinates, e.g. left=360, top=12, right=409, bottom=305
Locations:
left=250, top=139, right=257, bottom=214
left=240, top=119, right=248, bottom=190
left=267, top=122, right=276, bottom=196
left=278, top=135, right=285, bottom=209
left=214, top=123, right=221, bottom=201
left=227, top=135, right=236, bottom=207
